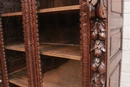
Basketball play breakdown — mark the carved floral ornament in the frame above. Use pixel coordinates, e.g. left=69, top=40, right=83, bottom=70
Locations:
left=89, top=0, right=107, bottom=87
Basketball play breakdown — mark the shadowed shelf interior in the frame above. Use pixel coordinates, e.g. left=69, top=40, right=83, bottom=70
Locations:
left=2, top=0, right=82, bottom=87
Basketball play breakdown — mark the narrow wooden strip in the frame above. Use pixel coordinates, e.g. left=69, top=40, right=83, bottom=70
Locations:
left=1, top=5, right=80, bottom=17
left=80, top=0, right=91, bottom=87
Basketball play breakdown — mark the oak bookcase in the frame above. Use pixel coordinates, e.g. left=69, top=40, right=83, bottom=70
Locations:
left=0, top=0, right=123, bottom=87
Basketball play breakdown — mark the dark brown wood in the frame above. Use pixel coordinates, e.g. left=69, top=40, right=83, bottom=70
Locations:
left=80, top=0, right=91, bottom=87
left=89, top=0, right=107, bottom=87
left=21, top=0, right=42, bottom=87
left=0, top=16, right=9, bottom=87
left=0, top=0, right=123, bottom=87
left=0, top=0, right=21, bottom=13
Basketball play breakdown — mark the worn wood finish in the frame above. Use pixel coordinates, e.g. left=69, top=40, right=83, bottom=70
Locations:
left=21, top=0, right=42, bottom=87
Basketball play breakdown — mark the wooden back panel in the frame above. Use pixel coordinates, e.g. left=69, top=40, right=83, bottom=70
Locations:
left=38, top=0, right=79, bottom=9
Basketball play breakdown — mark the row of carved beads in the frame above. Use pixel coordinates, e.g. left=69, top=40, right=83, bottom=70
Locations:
left=0, top=18, right=4, bottom=87
left=80, top=0, right=90, bottom=86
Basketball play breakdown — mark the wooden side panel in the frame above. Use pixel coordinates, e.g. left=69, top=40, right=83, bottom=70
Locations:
left=109, top=63, right=121, bottom=87
left=112, top=0, right=122, bottom=13
left=107, top=0, right=123, bottom=86
left=110, top=29, right=121, bottom=58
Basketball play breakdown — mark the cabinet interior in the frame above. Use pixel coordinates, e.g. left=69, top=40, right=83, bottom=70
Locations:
left=2, top=0, right=81, bottom=87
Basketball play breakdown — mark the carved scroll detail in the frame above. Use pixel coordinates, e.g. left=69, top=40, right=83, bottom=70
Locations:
left=89, top=0, right=107, bottom=87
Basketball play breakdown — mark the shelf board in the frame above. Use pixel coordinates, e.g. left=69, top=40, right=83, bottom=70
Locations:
left=2, top=5, right=80, bottom=17
left=9, top=60, right=81, bottom=87
left=9, top=69, right=28, bottom=87
left=38, top=5, right=80, bottom=13
left=1, top=12, right=22, bottom=17
left=5, top=43, right=81, bottom=60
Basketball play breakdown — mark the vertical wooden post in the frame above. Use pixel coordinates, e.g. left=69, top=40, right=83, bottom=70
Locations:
left=80, top=0, right=91, bottom=87
left=0, top=14, right=9, bottom=87
left=80, top=0, right=107, bottom=87
left=21, top=0, right=42, bottom=87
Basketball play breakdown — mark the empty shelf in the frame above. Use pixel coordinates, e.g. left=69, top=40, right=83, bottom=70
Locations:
left=9, top=60, right=81, bottom=87
left=2, top=5, right=80, bottom=17
left=5, top=43, right=81, bottom=60
left=9, top=69, right=28, bottom=87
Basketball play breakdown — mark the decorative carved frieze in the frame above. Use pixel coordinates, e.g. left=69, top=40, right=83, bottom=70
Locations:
left=89, top=0, right=107, bottom=87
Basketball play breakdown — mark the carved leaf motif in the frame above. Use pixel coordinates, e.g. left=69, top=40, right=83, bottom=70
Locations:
left=95, top=76, right=101, bottom=85
left=96, top=0, right=106, bottom=18
left=98, top=22, right=106, bottom=32
left=90, top=1, right=107, bottom=87
left=100, top=75, right=105, bottom=85
left=94, top=49, right=102, bottom=57
left=92, top=30, right=98, bottom=40
left=91, top=22, right=98, bottom=40
left=98, top=61, right=106, bottom=74
left=91, top=63, right=97, bottom=71
left=89, top=0, right=98, bottom=6
left=94, top=83, right=102, bottom=87
left=98, top=22, right=106, bottom=40
left=99, top=32, right=106, bottom=40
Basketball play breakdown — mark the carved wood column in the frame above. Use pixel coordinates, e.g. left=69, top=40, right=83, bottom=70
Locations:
left=90, top=0, right=107, bottom=87
left=80, top=0, right=91, bottom=87
left=21, top=0, right=43, bottom=87
left=80, top=0, right=107, bottom=87
left=0, top=3, right=9, bottom=87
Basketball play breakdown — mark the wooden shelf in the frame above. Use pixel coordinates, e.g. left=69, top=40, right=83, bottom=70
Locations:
left=9, top=60, right=81, bottom=87
left=9, top=69, right=28, bottom=87
left=38, top=5, right=79, bottom=13
left=1, top=12, right=22, bottom=17
left=5, top=43, right=80, bottom=60
left=1, top=5, right=80, bottom=17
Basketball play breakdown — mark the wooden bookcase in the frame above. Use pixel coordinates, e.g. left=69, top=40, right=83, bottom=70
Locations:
left=0, top=0, right=123, bottom=87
